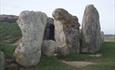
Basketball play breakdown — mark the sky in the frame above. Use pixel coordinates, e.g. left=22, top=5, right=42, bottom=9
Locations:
left=0, top=0, right=115, bottom=34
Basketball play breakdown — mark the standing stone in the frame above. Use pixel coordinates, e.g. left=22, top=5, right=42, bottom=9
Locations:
left=14, top=11, right=47, bottom=67
left=0, top=51, right=5, bottom=70
left=42, top=40, right=57, bottom=56
left=52, top=8, right=80, bottom=56
left=43, top=18, right=55, bottom=40
left=81, top=5, right=102, bottom=53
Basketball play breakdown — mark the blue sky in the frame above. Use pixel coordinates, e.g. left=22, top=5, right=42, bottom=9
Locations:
left=0, top=0, right=115, bottom=34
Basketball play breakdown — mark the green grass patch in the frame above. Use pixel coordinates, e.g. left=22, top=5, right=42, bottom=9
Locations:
left=0, top=44, right=16, bottom=58
left=58, top=49, right=102, bottom=61
left=78, top=42, right=115, bottom=70
left=19, top=56, right=77, bottom=70
left=0, top=22, right=21, bottom=44
left=57, top=42, right=115, bottom=70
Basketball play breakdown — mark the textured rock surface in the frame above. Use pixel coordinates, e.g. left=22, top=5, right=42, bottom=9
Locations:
left=52, top=8, right=80, bottom=55
left=0, top=51, right=5, bottom=70
left=43, top=18, right=55, bottom=40
left=81, top=5, right=102, bottom=53
left=14, top=11, right=47, bottom=67
left=42, top=40, right=57, bottom=56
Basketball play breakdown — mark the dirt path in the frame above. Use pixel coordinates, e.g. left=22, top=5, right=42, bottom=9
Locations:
left=62, top=60, right=96, bottom=68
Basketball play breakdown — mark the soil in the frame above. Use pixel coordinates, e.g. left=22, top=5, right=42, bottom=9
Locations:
left=61, top=60, right=96, bottom=68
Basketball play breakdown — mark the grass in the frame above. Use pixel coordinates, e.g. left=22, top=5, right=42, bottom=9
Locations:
left=0, top=44, right=16, bottom=58
left=19, top=56, right=77, bottom=70
left=58, top=42, right=115, bottom=70
left=0, top=21, right=115, bottom=70
left=0, top=21, right=21, bottom=58
left=3, top=42, right=115, bottom=70
left=0, top=21, right=21, bottom=44
left=77, top=42, right=115, bottom=70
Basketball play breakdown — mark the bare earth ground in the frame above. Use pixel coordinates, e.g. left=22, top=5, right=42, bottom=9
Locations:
left=61, top=54, right=101, bottom=68
left=62, top=60, right=96, bottom=68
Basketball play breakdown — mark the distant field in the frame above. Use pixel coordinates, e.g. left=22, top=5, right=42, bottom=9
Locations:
left=104, top=35, right=115, bottom=42
left=0, top=21, right=21, bottom=44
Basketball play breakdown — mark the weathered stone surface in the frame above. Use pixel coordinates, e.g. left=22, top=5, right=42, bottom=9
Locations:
left=0, top=15, right=18, bottom=22
left=52, top=8, right=80, bottom=55
left=42, top=40, right=57, bottom=56
left=43, top=18, right=55, bottom=40
left=14, top=11, right=47, bottom=67
left=81, top=4, right=102, bottom=53
left=0, top=51, right=5, bottom=70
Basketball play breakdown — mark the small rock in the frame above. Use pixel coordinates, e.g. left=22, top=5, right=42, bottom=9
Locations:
left=42, top=40, right=57, bottom=56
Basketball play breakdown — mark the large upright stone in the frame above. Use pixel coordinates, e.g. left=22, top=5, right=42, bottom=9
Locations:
left=0, top=51, right=5, bottom=70
left=81, top=5, right=102, bottom=53
left=52, top=8, right=80, bottom=56
left=14, top=11, right=47, bottom=67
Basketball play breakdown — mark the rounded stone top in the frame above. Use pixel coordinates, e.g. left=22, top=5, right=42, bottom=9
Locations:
left=52, top=8, right=71, bottom=20
left=19, top=11, right=47, bottom=19
left=85, top=4, right=97, bottom=12
left=84, top=4, right=99, bottom=19
left=86, top=4, right=94, bottom=7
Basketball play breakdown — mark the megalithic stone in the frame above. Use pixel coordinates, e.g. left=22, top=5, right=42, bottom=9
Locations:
left=81, top=4, right=102, bottom=53
left=14, top=11, right=47, bottom=67
left=52, top=8, right=80, bottom=56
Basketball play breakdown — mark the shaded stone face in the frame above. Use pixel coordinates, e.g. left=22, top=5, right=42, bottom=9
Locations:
left=43, top=18, right=55, bottom=40
left=14, top=11, right=47, bottom=67
left=52, top=8, right=80, bottom=55
left=81, top=4, right=102, bottom=53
